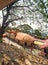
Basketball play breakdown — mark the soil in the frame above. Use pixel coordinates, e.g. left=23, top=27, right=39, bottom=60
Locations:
left=0, top=42, right=48, bottom=65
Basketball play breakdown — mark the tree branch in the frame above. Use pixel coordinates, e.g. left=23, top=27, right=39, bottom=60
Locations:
left=40, top=0, right=47, bottom=14
left=13, top=5, right=29, bottom=7
left=2, top=0, right=18, bottom=28
left=2, top=7, right=9, bottom=27
left=4, top=16, right=23, bottom=28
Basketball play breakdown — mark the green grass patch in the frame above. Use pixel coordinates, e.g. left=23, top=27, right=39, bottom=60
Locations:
left=0, top=38, right=2, bottom=43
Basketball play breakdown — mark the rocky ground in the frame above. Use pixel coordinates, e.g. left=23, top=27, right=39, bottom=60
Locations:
left=0, top=41, right=48, bottom=65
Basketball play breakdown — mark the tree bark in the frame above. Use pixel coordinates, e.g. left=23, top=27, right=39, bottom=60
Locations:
left=0, top=27, right=5, bottom=37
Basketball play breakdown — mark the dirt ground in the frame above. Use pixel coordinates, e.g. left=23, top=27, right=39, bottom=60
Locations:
left=0, top=42, right=48, bottom=65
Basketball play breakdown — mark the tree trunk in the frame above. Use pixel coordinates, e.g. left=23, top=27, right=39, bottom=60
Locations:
left=0, top=27, right=5, bottom=42
left=0, top=27, right=5, bottom=37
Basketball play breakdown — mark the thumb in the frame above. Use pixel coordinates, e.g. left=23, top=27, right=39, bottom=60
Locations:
left=40, top=43, right=48, bottom=49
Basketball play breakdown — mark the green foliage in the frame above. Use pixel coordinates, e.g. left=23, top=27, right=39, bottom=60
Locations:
left=33, top=29, right=48, bottom=39
left=17, top=24, right=33, bottom=35
left=38, top=3, right=44, bottom=9
left=0, top=38, right=2, bottom=43
left=33, top=0, right=38, bottom=3
left=6, top=26, right=21, bottom=32
left=34, top=0, right=48, bottom=20
left=34, top=29, right=41, bottom=36
left=41, top=32, right=47, bottom=38
left=12, top=28, right=21, bottom=32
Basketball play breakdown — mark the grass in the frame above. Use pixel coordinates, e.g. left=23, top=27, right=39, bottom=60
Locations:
left=0, top=38, right=2, bottom=43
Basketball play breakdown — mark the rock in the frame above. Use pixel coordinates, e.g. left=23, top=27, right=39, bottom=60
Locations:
left=3, top=54, right=11, bottom=61
left=25, top=59, right=32, bottom=65
left=2, top=58, right=9, bottom=65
